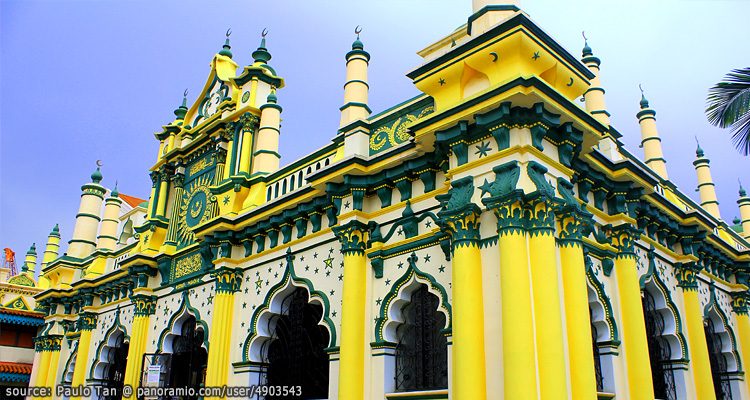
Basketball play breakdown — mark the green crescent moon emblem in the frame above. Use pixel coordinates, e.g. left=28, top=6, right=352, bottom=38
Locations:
left=567, top=77, right=574, bottom=87
left=490, top=52, right=498, bottom=62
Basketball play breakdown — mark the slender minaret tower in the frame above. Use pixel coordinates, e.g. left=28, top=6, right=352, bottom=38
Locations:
left=339, top=28, right=371, bottom=128
left=737, top=182, right=750, bottom=240
left=693, top=140, right=722, bottom=220
left=251, top=90, right=282, bottom=176
left=96, top=183, right=122, bottom=251
left=68, top=165, right=106, bottom=258
left=41, top=224, right=61, bottom=270
left=22, top=243, right=37, bottom=274
left=636, top=88, right=669, bottom=180
left=581, top=35, right=610, bottom=126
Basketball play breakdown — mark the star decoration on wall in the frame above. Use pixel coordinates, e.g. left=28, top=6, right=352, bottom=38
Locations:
left=424, top=254, right=431, bottom=262
left=475, top=141, right=492, bottom=158
left=398, top=262, right=404, bottom=269
left=300, top=256, right=305, bottom=261
left=344, top=201, right=351, bottom=209
left=331, top=310, right=337, bottom=317
left=338, top=274, right=343, bottom=281
left=376, top=298, right=382, bottom=306
left=439, top=265, right=445, bottom=273
left=479, top=178, right=494, bottom=197
left=313, top=252, right=318, bottom=259
left=207, top=294, right=214, bottom=304
left=325, top=271, right=331, bottom=277
left=314, top=267, right=319, bottom=274
left=305, top=265, right=310, bottom=271
left=438, top=78, right=446, bottom=86
left=385, top=279, right=391, bottom=286
left=532, top=51, right=540, bottom=60
left=223, top=195, right=230, bottom=205
left=425, top=220, right=432, bottom=228
left=324, top=258, right=334, bottom=269
left=242, top=302, right=247, bottom=309
left=329, top=290, right=335, bottom=296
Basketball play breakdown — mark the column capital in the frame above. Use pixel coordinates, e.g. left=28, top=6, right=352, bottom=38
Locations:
left=731, top=291, right=750, bottom=316
left=603, top=224, right=642, bottom=258
left=34, top=334, right=63, bottom=352
left=77, top=311, right=98, bottom=331
left=131, top=294, right=157, bottom=316
left=238, top=112, right=260, bottom=132
left=557, top=208, right=594, bottom=246
left=333, top=220, right=369, bottom=255
left=212, top=266, right=243, bottom=294
left=437, top=176, right=482, bottom=246
left=676, top=262, right=702, bottom=291
left=525, top=199, right=555, bottom=236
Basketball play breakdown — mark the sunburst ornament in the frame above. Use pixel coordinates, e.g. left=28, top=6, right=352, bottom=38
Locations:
left=176, top=174, right=216, bottom=246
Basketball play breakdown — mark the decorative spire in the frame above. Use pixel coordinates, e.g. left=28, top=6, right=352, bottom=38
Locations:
left=695, top=137, right=705, bottom=158
left=51, top=223, right=60, bottom=237
left=92, top=160, right=103, bottom=184
left=267, top=87, right=278, bottom=104
left=174, top=89, right=188, bottom=120
left=252, top=28, right=272, bottom=64
left=352, top=25, right=364, bottom=50
left=740, top=179, right=747, bottom=197
left=219, top=29, right=233, bottom=58
left=111, top=181, right=119, bottom=197
left=22, top=243, right=36, bottom=273
left=639, top=84, right=650, bottom=109
left=581, top=31, right=592, bottom=57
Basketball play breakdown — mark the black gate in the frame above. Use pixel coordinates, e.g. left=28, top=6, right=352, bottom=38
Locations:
left=394, top=285, right=448, bottom=392
left=264, top=288, right=329, bottom=399
left=705, top=318, right=733, bottom=399
left=642, top=290, right=677, bottom=400
left=101, top=333, right=129, bottom=400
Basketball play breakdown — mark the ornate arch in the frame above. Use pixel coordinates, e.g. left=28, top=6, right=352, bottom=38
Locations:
left=62, top=341, right=79, bottom=384
left=641, top=269, right=689, bottom=362
left=704, top=285, right=742, bottom=372
left=89, top=309, right=129, bottom=379
left=242, top=251, right=335, bottom=362
left=586, top=268, right=619, bottom=346
left=375, top=252, right=451, bottom=344
left=156, top=291, right=209, bottom=353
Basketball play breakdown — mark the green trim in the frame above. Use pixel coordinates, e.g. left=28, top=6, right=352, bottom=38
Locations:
left=253, top=149, right=281, bottom=158
left=586, top=265, right=620, bottom=345
left=156, top=291, right=210, bottom=352
left=339, top=101, right=373, bottom=113
left=344, top=79, right=369, bottom=89
left=88, top=310, right=129, bottom=379
left=466, top=4, right=520, bottom=34
left=257, top=126, right=280, bottom=134
left=641, top=266, right=690, bottom=361
left=75, top=213, right=102, bottom=221
left=704, top=284, right=743, bottom=372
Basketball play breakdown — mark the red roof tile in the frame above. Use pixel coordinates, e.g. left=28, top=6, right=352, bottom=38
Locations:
left=0, top=308, right=45, bottom=318
left=0, top=362, right=33, bottom=374
left=119, top=193, right=147, bottom=208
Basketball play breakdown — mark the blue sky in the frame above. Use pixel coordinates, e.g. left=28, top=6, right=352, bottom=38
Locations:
left=1, top=0, right=748, bottom=266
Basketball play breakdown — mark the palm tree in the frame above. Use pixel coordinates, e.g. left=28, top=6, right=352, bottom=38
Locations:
left=706, top=67, right=750, bottom=155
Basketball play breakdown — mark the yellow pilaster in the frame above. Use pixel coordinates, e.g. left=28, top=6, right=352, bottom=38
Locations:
left=610, top=226, right=654, bottom=400
left=204, top=268, right=242, bottom=398
left=222, top=132, right=235, bottom=180
left=237, top=113, right=259, bottom=175
left=46, top=348, right=62, bottom=390
left=123, top=295, right=156, bottom=398
left=677, top=264, right=716, bottom=399
left=71, top=313, right=97, bottom=398
left=32, top=335, right=62, bottom=399
left=441, top=201, right=487, bottom=400
left=528, top=201, right=567, bottom=399
left=558, top=213, right=598, bottom=400
left=333, top=221, right=369, bottom=400
left=731, top=292, right=750, bottom=396
left=155, top=169, right=169, bottom=218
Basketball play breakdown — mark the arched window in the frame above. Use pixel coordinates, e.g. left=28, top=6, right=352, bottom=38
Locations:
left=101, top=333, right=129, bottom=400
left=298, top=171, right=304, bottom=188
left=264, top=288, right=329, bottom=399
left=590, top=308, right=604, bottom=392
left=642, top=290, right=677, bottom=400
left=705, top=318, right=733, bottom=399
left=167, top=317, right=207, bottom=398
left=395, top=286, right=448, bottom=392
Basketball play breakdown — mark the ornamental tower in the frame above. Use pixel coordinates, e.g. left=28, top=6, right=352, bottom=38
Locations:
left=636, top=89, right=669, bottom=180
left=96, top=184, right=123, bottom=251
left=67, top=166, right=106, bottom=258
left=738, top=183, right=750, bottom=240
left=251, top=90, right=282, bottom=176
left=693, top=141, right=722, bottom=220
left=581, top=37, right=610, bottom=127
left=339, top=29, right=371, bottom=128
left=41, top=224, right=60, bottom=270
left=23, top=243, right=36, bottom=273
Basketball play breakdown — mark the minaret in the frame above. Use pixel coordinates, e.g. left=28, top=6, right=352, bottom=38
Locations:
left=737, top=182, right=750, bottom=240
left=693, top=140, right=721, bottom=220
left=22, top=243, right=37, bottom=274
left=581, top=35, right=610, bottom=126
left=339, top=28, right=371, bottom=128
left=41, top=224, right=61, bottom=270
left=251, top=90, right=282, bottom=176
left=68, top=165, right=106, bottom=258
left=96, top=183, right=123, bottom=251
left=636, top=88, right=669, bottom=180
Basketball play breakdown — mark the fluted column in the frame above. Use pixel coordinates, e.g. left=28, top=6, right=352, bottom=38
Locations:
left=70, top=312, right=97, bottom=399
left=731, top=291, right=750, bottom=395
left=437, top=177, right=487, bottom=400
left=332, top=220, right=369, bottom=400
left=557, top=205, right=598, bottom=400
left=237, top=113, right=259, bottom=176
left=676, top=262, right=716, bottom=398
left=204, top=267, right=242, bottom=398
left=32, top=334, right=63, bottom=399
left=165, top=172, right=185, bottom=245
left=122, top=295, right=156, bottom=398
left=608, top=225, right=654, bottom=399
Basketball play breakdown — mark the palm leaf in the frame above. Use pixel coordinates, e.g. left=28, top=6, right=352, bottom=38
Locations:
left=706, top=67, right=750, bottom=155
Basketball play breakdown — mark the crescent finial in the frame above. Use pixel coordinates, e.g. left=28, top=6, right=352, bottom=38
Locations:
left=96, top=160, right=103, bottom=167
left=639, top=83, right=644, bottom=94
left=355, top=25, right=362, bottom=38
left=226, top=28, right=232, bottom=38
left=183, top=88, right=188, bottom=97
left=582, top=31, right=588, bottom=41
left=262, top=28, right=269, bottom=38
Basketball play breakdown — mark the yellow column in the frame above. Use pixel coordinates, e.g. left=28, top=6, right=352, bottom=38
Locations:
left=222, top=127, right=235, bottom=180
left=731, top=291, right=750, bottom=395
left=339, top=35, right=371, bottom=128
left=333, top=220, right=369, bottom=400
left=155, top=169, right=169, bottom=218
left=147, top=171, right=159, bottom=219
left=45, top=345, right=63, bottom=390
left=204, top=268, right=242, bottom=398
left=527, top=200, right=568, bottom=399
left=558, top=212, right=598, bottom=400
left=237, top=113, right=258, bottom=175
left=610, top=226, right=654, bottom=400
left=32, top=335, right=62, bottom=399
left=439, top=199, right=487, bottom=400
left=70, top=313, right=97, bottom=398
left=677, top=263, right=716, bottom=399
left=122, top=295, right=156, bottom=398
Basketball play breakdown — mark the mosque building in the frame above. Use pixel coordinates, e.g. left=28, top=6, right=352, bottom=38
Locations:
left=8, top=0, right=750, bottom=399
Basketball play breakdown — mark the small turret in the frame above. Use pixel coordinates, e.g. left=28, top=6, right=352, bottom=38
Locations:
left=41, top=224, right=61, bottom=270
left=636, top=87, right=669, bottom=180
left=96, top=182, right=123, bottom=251
left=580, top=34, right=610, bottom=126
left=251, top=90, right=283, bottom=176
left=22, top=243, right=37, bottom=273
left=737, top=181, right=750, bottom=240
left=68, top=164, right=106, bottom=258
left=693, top=139, right=721, bottom=220
left=339, top=27, right=371, bottom=128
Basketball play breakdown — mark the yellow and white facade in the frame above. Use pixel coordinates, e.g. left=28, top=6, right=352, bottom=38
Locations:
left=28, top=2, right=750, bottom=400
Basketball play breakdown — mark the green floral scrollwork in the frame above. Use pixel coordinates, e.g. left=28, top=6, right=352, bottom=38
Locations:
left=437, top=176, right=481, bottom=247
left=603, top=224, right=641, bottom=258
left=525, top=200, right=555, bottom=236
left=34, top=335, right=63, bottom=352
left=731, top=291, right=750, bottom=316
left=131, top=295, right=157, bottom=317
left=77, top=312, right=98, bottom=331
left=213, top=267, right=243, bottom=294
left=675, top=262, right=701, bottom=291
left=332, top=220, right=369, bottom=255
left=526, top=161, right=555, bottom=200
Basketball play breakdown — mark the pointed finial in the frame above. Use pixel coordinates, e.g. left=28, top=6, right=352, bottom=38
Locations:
left=352, top=25, right=364, bottom=50
left=266, top=86, right=277, bottom=104
left=582, top=31, right=592, bottom=57
left=740, top=179, right=746, bottom=197
left=27, top=243, right=37, bottom=255
left=174, top=89, right=188, bottom=120
left=51, top=223, right=60, bottom=236
left=92, top=161, right=103, bottom=184
left=639, top=84, right=650, bottom=109
left=219, top=28, right=233, bottom=58
left=111, top=181, right=119, bottom=197
left=252, top=28, right=272, bottom=63
left=695, top=137, right=704, bottom=157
